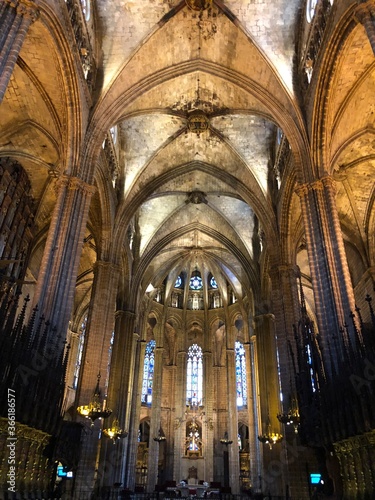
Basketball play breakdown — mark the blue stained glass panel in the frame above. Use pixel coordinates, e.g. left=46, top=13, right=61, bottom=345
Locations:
left=235, top=341, right=248, bottom=407
left=186, top=344, right=203, bottom=406
left=141, top=340, right=156, bottom=404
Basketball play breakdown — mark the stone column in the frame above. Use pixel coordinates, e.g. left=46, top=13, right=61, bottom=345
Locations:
left=254, top=314, right=283, bottom=497
left=32, top=175, right=96, bottom=349
left=0, top=0, right=39, bottom=102
left=296, top=177, right=356, bottom=374
left=203, top=349, right=214, bottom=482
left=268, top=265, right=300, bottom=405
left=243, top=338, right=261, bottom=488
left=147, top=345, right=164, bottom=492
left=248, top=336, right=262, bottom=490
left=173, top=349, right=186, bottom=482
left=226, top=346, right=240, bottom=494
left=125, top=337, right=147, bottom=491
left=73, top=260, right=119, bottom=499
left=163, top=364, right=176, bottom=484
left=268, top=264, right=312, bottom=499
left=99, top=310, right=138, bottom=492
left=355, top=1, right=375, bottom=56
left=76, top=261, right=119, bottom=405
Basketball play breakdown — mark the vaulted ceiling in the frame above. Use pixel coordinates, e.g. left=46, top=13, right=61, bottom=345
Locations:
left=91, top=0, right=304, bottom=306
left=0, top=0, right=374, bottom=316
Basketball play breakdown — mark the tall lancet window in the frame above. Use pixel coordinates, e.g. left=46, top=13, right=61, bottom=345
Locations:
left=235, top=341, right=248, bottom=407
left=141, top=340, right=156, bottom=405
left=186, top=344, right=203, bottom=406
left=73, top=315, right=88, bottom=389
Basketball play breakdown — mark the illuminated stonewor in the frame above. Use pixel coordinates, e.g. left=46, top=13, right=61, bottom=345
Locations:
left=0, top=0, right=374, bottom=497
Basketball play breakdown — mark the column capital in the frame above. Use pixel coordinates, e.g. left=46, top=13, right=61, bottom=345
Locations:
left=354, top=1, right=373, bottom=23
left=254, top=313, right=275, bottom=324
left=4, top=0, right=19, bottom=8
left=57, top=174, right=96, bottom=196
left=296, top=176, right=336, bottom=196
left=93, top=260, right=121, bottom=273
left=269, top=263, right=299, bottom=279
left=295, top=183, right=309, bottom=198
left=320, top=175, right=336, bottom=192
left=17, top=0, right=39, bottom=21
left=115, top=309, right=136, bottom=320
left=310, top=179, right=324, bottom=191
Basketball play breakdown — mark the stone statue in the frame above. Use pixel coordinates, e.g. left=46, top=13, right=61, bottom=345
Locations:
left=146, top=316, right=156, bottom=342
left=213, top=320, right=225, bottom=366
left=164, top=320, right=176, bottom=365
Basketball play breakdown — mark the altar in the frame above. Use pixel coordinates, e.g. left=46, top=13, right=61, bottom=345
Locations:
left=177, top=485, right=207, bottom=498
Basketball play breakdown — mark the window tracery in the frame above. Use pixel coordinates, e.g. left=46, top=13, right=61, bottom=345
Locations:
left=306, top=0, right=317, bottom=23
left=73, top=315, right=88, bottom=389
left=186, top=344, right=203, bottom=406
left=141, top=340, right=156, bottom=404
left=80, top=0, right=90, bottom=21
left=210, top=276, right=218, bottom=288
left=189, top=273, right=203, bottom=290
left=235, top=341, right=248, bottom=407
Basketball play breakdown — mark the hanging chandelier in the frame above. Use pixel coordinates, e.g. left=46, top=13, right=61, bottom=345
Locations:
left=103, top=418, right=128, bottom=444
left=258, top=431, right=283, bottom=450
left=153, top=430, right=167, bottom=442
left=258, top=421, right=283, bottom=450
left=187, top=72, right=210, bottom=137
left=77, top=373, right=112, bottom=424
left=220, top=431, right=233, bottom=446
left=277, top=399, right=300, bottom=434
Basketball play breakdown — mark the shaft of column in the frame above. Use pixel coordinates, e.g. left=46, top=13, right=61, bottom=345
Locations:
left=296, top=178, right=356, bottom=374
left=147, top=345, right=164, bottom=492
left=100, top=310, right=137, bottom=490
left=254, top=314, right=284, bottom=496
left=226, top=346, right=240, bottom=494
left=0, top=2, right=17, bottom=54
left=32, top=176, right=95, bottom=347
left=73, top=260, right=119, bottom=499
left=125, top=338, right=147, bottom=490
left=0, top=0, right=39, bottom=102
left=355, top=2, right=375, bottom=56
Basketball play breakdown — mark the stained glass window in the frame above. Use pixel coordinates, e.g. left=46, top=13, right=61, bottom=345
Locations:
left=80, top=0, right=90, bottom=21
left=73, top=315, right=87, bottom=389
left=210, top=276, right=218, bottom=288
left=105, top=331, right=115, bottom=397
left=235, top=341, right=248, bottom=407
left=110, top=125, right=117, bottom=144
left=141, top=340, right=156, bottom=404
left=186, top=344, right=203, bottom=406
left=189, top=273, right=203, bottom=290
left=174, top=275, right=182, bottom=288
left=306, top=0, right=317, bottom=23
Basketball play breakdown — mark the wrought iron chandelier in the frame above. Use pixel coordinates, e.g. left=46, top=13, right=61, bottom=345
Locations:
left=153, top=430, right=166, bottom=442
left=77, top=373, right=112, bottom=424
left=258, top=420, right=283, bottom=450
left=277, top=398, right=300, bottom=433
left=220, top=431, right=233, bottom=446
left=103, top=418, right=128, bottom=443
